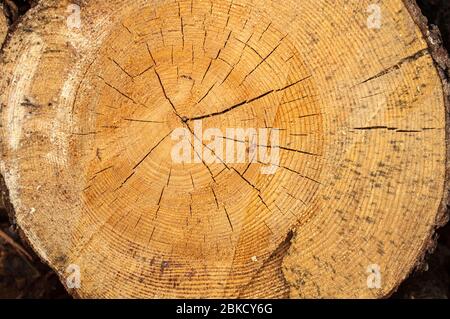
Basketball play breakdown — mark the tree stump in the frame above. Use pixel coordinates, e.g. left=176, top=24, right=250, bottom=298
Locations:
left=0, top=0, right=448, bottom=298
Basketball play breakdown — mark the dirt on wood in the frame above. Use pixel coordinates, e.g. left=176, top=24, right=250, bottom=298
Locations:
left=0, top=5, right=7, bottom=45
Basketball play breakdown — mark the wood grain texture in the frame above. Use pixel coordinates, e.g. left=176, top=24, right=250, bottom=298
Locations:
left=0, top=5, right=7, bottom=47
left=0, top=0, right=448, bottom=298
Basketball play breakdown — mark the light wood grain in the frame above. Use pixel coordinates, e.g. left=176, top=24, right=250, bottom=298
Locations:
left=0, top=0, right=447, bottom=298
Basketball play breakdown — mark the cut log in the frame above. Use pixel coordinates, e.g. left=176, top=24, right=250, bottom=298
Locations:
left=0, top=0, right=448, bottom=298
left=0, top=4, right=7, bottom=47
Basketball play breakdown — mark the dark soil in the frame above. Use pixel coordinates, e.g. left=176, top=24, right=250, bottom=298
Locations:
left=0, top=0, right=449, bottom=299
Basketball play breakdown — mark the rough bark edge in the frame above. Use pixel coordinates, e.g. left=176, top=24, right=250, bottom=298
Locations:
left=382, top=0, right=450, bottom=298
left=0, top=1, right=83, bottom=299
left=0, top=0, right=38, bottom=54
left=0, top=0, right=449, bottom=299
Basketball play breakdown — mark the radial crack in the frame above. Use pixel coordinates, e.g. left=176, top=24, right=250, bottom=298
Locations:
left=223, top=205, right=234, bottom=231
left=132, top=131, right=172, bottom=171
left=187, top=75, right=311, bottom=121
left=360, top=48, right=429, bottom=84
